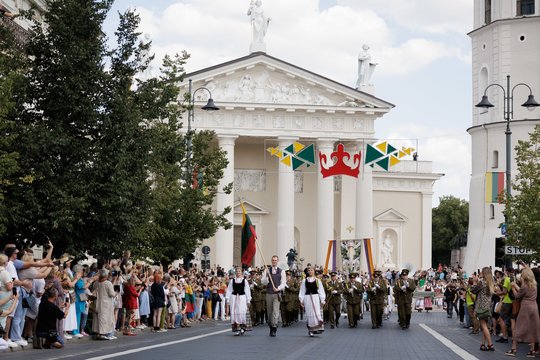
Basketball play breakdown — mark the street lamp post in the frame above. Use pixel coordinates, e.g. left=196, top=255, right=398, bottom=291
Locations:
left=475, top=75, right=540, bottom=198
left=186, top=79, right=219, bottom=186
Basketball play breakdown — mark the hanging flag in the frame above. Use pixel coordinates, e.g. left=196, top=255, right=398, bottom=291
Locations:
left=363, top=238, right=374, bottom=279
left=240, top=203, right=257, bottom=266
left=486, top=172, right=505, bottom=203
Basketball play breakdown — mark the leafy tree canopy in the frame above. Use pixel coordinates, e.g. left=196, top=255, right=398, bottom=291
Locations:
left=432, top=195, right=469, bottom=268
left=503, top=124, right=540, bottom=259
left=1, top=0, right=231, bottom=263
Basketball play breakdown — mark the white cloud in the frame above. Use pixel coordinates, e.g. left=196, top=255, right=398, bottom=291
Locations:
left=127, top=0, right=469, bottom=84
left=385, top=124, right=471, bottom=203
left=338, top=0, right=473, bottom=35
left=377, top=38, right=469, bottom=76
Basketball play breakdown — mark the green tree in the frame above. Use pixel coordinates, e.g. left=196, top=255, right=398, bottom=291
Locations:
left=432, top=195, right=469, bottom=267
left=2, top=0, right=231, bottom=263
left=134, top=53, right=231, bottom=265
left=0, top=25, right=30, bottom=235
left=503, top=124, right=540, bottom=257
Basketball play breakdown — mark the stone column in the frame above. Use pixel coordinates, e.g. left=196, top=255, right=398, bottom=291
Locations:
left=355, top=140, right=373, bottom=273
left=421, top=191, right=433, bottom=270
left=215, top=135, right=238, bottom=270
left=277, top=137, right=297, bottom=267
left=340, top=143, right=358, bottom=240
left=317, top=138, right=337, bottom=267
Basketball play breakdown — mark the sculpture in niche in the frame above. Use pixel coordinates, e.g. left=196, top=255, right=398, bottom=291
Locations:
left=381, top=234, right=394, bottom=265
left=342, top=240, right=361, bottom=274
left=356, top=44, right=377, bottom=88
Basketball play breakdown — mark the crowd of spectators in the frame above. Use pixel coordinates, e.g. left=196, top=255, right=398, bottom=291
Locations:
left=0, top=244, right=237, bottom=351
left=2, top=243, right=540, bottom=356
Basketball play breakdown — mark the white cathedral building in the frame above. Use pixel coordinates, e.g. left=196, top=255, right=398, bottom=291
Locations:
left=185, top=3, right=442, bottom=273
left=462, top=0, right=540, bottom=273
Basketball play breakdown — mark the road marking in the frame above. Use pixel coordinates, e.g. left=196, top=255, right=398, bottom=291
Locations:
left=419, top=323, right=480, bottom=360
left=85, top=329, right=230, bottom=360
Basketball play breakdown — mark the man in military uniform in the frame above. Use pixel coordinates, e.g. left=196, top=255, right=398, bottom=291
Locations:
left=326, top=271, right=343, bottom=329
left=367, top=269, right=387, bottom=329
left=318, top=270, right=330, bottom=323
left=393, top=269, right=416, bottom=329
left=281, top=270, right=299, bottom=327
left=343, top=272, right=363, bottom=328
left=250, top=271, right=266, bottom=326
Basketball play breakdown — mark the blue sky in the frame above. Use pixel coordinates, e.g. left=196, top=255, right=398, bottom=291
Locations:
left=103, top=0, right=474, bottom=205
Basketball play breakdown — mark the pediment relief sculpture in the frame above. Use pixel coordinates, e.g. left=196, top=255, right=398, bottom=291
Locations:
left=190, top=69, right=368, bottom=108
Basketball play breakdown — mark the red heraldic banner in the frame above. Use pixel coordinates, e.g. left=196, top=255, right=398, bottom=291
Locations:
left=241, top=204, right=257, bottom=266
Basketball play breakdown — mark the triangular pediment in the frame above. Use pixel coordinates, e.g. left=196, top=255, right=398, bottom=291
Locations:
left=234, top=199, right=269, bottom=215
left=183, top=52, right=393, bottom=110
left=374, top=208, right=408, bottom=222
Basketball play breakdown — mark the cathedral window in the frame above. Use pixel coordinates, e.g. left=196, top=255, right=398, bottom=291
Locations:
left=517, top=0, right=535, bottom=15
left=492, top=150, right=499, bottom=168
left=485, top=0, right=492, bottom=24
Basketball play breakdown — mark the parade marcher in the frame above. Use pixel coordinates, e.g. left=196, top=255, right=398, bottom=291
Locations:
left=225, top=267, right=251, bottom=336
left=261, top=255, right=286, bottom=337
left=250, top=271, right=265, bottom=326
left=343, top=273, right=363, bottom=328
left=326, top=272, right=343, bottom=329
left=282, top=270, right=299, bottom=327
left=394, top=269, right=416, bottom=330
left=367, top=269, right=387, bottom=329
left=299, top=267, right=326, bottom=337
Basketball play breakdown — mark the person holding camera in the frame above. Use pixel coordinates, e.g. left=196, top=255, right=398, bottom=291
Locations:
left=35, top=287, right=69, bottom=349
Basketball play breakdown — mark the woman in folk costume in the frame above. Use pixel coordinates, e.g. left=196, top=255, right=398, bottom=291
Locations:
left=225, top=267, right=252, bottom=336
left=299, top=266, right=326, bottom=337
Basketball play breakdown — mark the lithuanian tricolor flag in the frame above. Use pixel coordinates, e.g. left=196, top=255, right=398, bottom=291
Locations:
left=486, top=172, right=505, bottom=203
left=240, top=203, right=257, bottom=266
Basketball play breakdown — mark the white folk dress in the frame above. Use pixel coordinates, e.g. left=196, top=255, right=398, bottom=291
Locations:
left=299, top=277, right=326, bottom=333
left=225, top=277, right=252, bottom=331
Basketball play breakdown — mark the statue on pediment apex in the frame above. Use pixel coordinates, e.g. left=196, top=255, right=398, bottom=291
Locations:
left=356, top=44, right=377, bottom=89
left=248, top=0, right=270, bottom=53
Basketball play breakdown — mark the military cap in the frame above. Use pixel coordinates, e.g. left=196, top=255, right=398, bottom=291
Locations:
left=401, top=269, right=410, bottom=276
left=285, top=270, right=292, bottom=275
left=315, top=269, right=323, bottom=275
left=330, top=271, right=337, bottom=276
left=349, top=273, right=357, bottom=278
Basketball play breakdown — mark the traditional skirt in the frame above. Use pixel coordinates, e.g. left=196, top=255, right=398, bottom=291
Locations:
left=304, top=294, right=324, bottom=332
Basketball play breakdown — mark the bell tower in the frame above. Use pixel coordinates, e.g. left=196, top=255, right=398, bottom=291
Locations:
left=463, top=0, right=540, bottom=272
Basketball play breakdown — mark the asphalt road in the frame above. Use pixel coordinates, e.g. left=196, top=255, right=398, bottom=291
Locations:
left=1, top=309, right=531, bottom=360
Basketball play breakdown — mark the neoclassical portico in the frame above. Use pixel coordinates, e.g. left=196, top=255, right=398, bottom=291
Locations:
left=182, top=52, right=440, bottom=272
